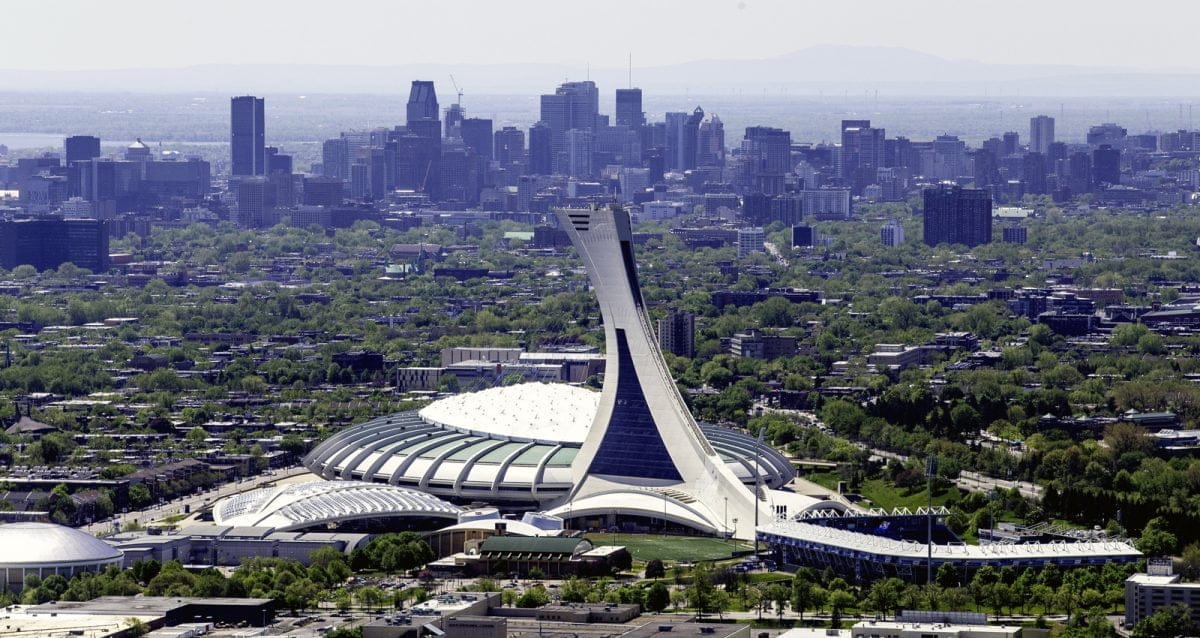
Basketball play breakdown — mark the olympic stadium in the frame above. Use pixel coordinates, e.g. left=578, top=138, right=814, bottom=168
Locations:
left=263, top=206, right=1142, bottom=579
left=304, top=383, right=797, bottom=507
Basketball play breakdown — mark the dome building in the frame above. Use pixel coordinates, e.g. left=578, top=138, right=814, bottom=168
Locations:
left=304, top=383, right=797, bottom=508
left=0, top=522, right=123, bottom=591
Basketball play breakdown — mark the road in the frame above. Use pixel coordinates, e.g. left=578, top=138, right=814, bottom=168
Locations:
left=83, top=464, right=312, bottom=537
left=763, top=241, right=790, bottom=268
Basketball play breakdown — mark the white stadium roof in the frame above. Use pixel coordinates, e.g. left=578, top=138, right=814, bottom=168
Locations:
left=419, top=383, right=597, bottom=444
left=758, top=519, right=1142, bottom=563
left=213, top=480, right=462, bottom=532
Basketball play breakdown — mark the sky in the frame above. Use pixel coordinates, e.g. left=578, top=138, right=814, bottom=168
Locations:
left=1, top=0, right=1196, bottom=72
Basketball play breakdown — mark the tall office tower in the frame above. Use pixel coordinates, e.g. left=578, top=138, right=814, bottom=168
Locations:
left=1066, top=151, right=1092, bottom=194
left=615, top=88, right=645, bottom=128
left=439, top=146, right=481, bottom=204
left=840, top=120, right=885, bottom=194
left=972, top=147, right=1000, bottom=187
left=1002, top=131, right=1020, bottom=156
left=406, top=81, right=439, bottom=124
left=664, top=111, right=688, bottom=170
left=461, top=118, right=493, bottom=161
left=539, top=81, right=599, bottom=173
left=880, top=219, right=905, bottom=247
left=1047, top=141, right=1068, bottom=166
left=1092, top=144, right=1121, bottom=187
left=266, top=149, right=295, bottom=208
left=740, top=126, right=791, bottom=195
left=230, top=96, right=265, bottom=176
left=922, top=183, right=992, bottom=248
left=322, top=138, right=350, bottom=180
left=657, top=309, right=696, bottom=358
left=236, top=177, right=267, bottom=227
left=368, top=147, right=388, bottom=200
left=931, top=135, right=967, bottom=180
left=696, top=115, right=725, bottom=167
left=528, top=123, right=553, bottom=175
left=546, top=207, right=770, bottom=539
left=349, top=162, right=370, bottom=199
left=494, top=126, right=525, bottom=165
left=64, top=135, right=101, bottom=197
left=64, top=136, right=101, bottom=164
left=678, top=107, right=704, bottom=171
left=737, top=226, right=765, bottom=258
left=566, top=129, right=594, bottom=178
left=1021, top=152, right=1048, bottom=195
left=1030, top=115, right=1055, bottom=155
left=0, top=218, right=109, bottom=272
left=444, top=103, right=464, bottom=140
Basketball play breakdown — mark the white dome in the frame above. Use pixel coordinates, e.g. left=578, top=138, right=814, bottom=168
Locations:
left=418, top=383, right=597, bottom=443
left=0, top=522, right=122, bottom=566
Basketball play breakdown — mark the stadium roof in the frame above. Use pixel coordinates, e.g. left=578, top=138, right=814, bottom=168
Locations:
left=305, top=383, right=796, bottom=505
left=758, top=519, right=1141, bottom=566
left=213, top=480, right=462, bottom=532
left=419, top=383, right=597, bottom=444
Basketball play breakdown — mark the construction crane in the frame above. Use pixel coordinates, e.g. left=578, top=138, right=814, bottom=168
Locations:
left=449, top=74, right=464, bottom=106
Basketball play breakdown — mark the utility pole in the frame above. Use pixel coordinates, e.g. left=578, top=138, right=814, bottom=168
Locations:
left=925, top=455, right=938, bottom=585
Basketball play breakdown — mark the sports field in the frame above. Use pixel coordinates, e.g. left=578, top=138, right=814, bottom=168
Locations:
left=586, top=533, right=754, bottom=562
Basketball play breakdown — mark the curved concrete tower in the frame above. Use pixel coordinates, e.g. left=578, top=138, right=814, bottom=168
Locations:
left=546, top=206, right=766, bottom=539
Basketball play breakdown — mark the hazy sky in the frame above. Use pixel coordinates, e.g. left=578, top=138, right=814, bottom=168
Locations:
left=3, top=0, right=1195, bottom=71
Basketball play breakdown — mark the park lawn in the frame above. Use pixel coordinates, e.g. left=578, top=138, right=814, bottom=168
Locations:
left=586, top=533, right=753, bottom=562
left=801, top=471, right=964, bottom=511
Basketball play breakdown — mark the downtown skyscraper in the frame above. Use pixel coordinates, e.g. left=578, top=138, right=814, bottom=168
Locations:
left=230, top=96, right=265, bottom=176
left=539, top=81, right=599, bottom=174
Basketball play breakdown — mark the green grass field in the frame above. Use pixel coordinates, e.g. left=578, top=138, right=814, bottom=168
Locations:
left=803, top=470, right=964, bottom=510
left=585, top=533, right=753, bottom=562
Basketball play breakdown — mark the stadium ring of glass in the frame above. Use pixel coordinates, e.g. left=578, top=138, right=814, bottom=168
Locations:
left=304, top=383, right=797, bottom=506
left=0, top=522, right=124, bottom=591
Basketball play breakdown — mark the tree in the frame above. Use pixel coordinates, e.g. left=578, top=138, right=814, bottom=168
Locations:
left=766, top=583, right=790, bottom=620
left=284, top=578, right=321, bottom=613
left=1178, top=543, right=1200, bottom=581
left=516, top=586, right=550, bottom=608
left=828, top=590, right=856, bottom=629
left=645, top=582, right=670, bottom=613
left=645, top=559, right=665, bottom=579
left=335, top=589, right=352, bottom=612
left=501, top=589, right=518, bottom=607
left=865, top=578, right=905, bottom=617
left=128, top=483, right=153, bottom=509
left=355, top=586, right=385, bottom=612
left=936, top=563, right=960, bottom=589
left=792, top=578, right=818, bottom=621
left=1137, top=519, right=1179, bottom=557
left=1132, top=604, right=1197, bottom=638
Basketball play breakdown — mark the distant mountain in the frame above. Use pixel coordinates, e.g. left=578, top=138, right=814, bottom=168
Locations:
left=2, top=46, right=1199, bottom=96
